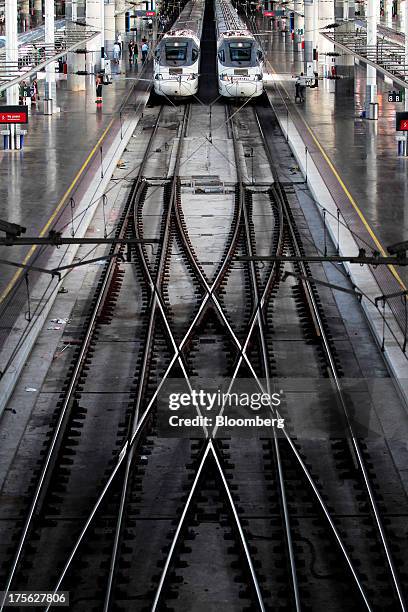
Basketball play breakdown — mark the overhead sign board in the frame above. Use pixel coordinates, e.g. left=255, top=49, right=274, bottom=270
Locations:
left=133, top=10, right=156, bottom=17
left=388, top=90, right=404, bottom=103
left=396, top=111, right=408, bottom=131
left=0, top=105, right=29, bottom=124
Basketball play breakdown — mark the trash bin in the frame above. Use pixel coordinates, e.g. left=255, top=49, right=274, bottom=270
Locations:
left=44, top=98, right=53, bottom=115
left=368, top=102, right=379, bottom=120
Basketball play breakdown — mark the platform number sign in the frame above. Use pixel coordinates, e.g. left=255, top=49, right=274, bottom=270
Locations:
left=388, top=90, right=404, bottom=103
left=396, top=112, right=408, bottom=131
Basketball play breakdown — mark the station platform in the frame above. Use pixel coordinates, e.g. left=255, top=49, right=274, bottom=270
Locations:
left=259, top=23, right=408, bottom=294
left=0, top=50, right=152, bottom=305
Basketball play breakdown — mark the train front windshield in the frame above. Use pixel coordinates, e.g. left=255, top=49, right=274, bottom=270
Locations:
left=229, top=42, right=252, bottom=62
left=165, top=42, right=188, bottom=61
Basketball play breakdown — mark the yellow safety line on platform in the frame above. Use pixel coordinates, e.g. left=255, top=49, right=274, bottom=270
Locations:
left=267, top=65, right=407, bottom=292
left=0, top=118, right=115, bottom=306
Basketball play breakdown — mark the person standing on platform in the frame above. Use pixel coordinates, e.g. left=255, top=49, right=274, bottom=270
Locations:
left=295, top=73, right=306, bottom=103
left=117, top=33, right=123, bottom=57
left=95, top=72, right=104, bottom=104
left=128, top=41, right=134, bottom=64
left=19, top=81, right=30, bottom=105
left=30, top=79, right=39, bottom=104
left=141, top=41, right=149, bottom=63
left=113, top=41, right=121, bottom=64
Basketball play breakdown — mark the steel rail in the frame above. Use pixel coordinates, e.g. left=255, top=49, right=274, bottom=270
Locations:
left=0, top=104, right=165, bottom=612
left=254, top=106, right=405, bottom=610
left=46, top=105, right=168, bottom=612
left=228, top=103, right=301, bottom=612
left=283, top=181, right=407, bottom=610
left=49, top=97, right=369, bottom=612
left=151, top=439, right=266, bottom=611
left=102, top=104, right=192, bottom=612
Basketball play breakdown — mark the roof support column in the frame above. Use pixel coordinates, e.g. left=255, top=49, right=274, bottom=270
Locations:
left=105, top=1, right=116, bottom=56
left=86, top=0, right=105, bottom=73
left=5, top=0, right=19, bottom=149
left=403, top=0, right=408, bottom=35
left=34, top=0, right=43, bottom=23
left=313, top=0, right=319, bottom=71
left=405, top=0, right=408, bottom=111
left=304, top=0, right=315, bottom=74
left=21, top=0, right=30, bottom=31
left=294, top=0, right=304, bottom=44
left=115, top=0, right=126, bottom=39
left=44, top=0, right=57, bottom=111
left=66, top=0, right=86, bottom=91
left=365, top=0, right=378, bottom=115
left=318, top=0, right=335, bottom=75
left=386, top=0, right=393, bottom=27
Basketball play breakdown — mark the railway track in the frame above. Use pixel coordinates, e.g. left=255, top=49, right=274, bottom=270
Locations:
left=1, top=96, right=407, bottom=611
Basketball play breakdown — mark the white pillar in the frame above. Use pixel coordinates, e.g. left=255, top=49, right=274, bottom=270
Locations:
left=21, top=0, right=30, bottom=30
left=67, top=0, right=86, bottom=91
left=115, top=0, right=126, bottom=39
left=294, top=0, right=304, bottom=43
left=405, top=0, right=408, bottom=111
left=86, top=0, right=104, bottom=73
left=6, top=0, right=19, bottom=149
left=304, top=0, right=314, bottom=73
left=313, top=0, right=319, bottom=71
left=44, top=0, right=56, bottom=109
left=105, top=2, right=116, bottom=56
left=366, top=0, right=378, bottom=112
left=343, top=0, right=349, bottom=21
left=319, top=0, right=334, bottom=75
left=34, top=0, right=42, bottom=21
left=386, top=0, right=393, bottom=26
left=403, top=0, right=408, bottom=31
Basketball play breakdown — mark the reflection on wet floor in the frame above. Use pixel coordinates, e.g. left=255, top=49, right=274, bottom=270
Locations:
left=258, top=19, right=408, bottom=285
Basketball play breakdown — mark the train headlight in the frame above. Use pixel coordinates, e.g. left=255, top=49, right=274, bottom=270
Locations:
left=255, top=73, right=263, bottom=81
left=220, top=74, right=230, bottom=81
left=155, top=73, right=163, bottom=80
left=187, top=73, right=197, bottom=80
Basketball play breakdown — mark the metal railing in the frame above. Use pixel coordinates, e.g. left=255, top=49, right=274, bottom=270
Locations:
left=0, top=20, right=99, bottom=92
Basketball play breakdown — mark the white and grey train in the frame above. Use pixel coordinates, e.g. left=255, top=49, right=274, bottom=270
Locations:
left=215, top=0, right=264, bottom=98
left=153, top=0, right=205, bottom=98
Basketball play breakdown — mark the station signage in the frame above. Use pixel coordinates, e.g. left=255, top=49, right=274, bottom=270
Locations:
left=388, top=90, right=404, bottom=103
left=0, top=105, right=29, bottom=124
left=133, top=10, right=156, bottom=17
left=396, top=112, right=408, bottom=131
left=264, top=9, right=285, bottom=15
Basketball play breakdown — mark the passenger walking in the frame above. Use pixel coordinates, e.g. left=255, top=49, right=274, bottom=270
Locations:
left=95, top=72, right=104, bottom=104
left=113, top=41, right=121, bottom=64
left=128, top=41, right=135, bottom=64
left=30, top=79, right=39, bottom=104
left=117, top=33, right=123, bottom=56
left=141, top=41, right=149, bottom=63
left=295, top=72, right=306, bottom=103
left=19, top=81, right=30, bottom=105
